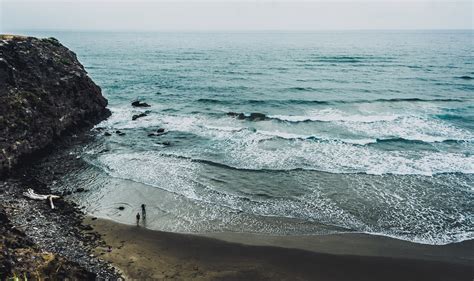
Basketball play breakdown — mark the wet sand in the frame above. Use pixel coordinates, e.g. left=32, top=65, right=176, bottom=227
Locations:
left=87, top=217, right=473, bottom=281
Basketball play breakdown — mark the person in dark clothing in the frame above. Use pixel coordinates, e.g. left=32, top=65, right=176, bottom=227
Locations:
left=136, top=212, right=141, bottom=226
left=141, top=204, right=146, bottom=218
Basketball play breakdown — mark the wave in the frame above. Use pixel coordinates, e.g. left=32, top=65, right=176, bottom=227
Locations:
left=231, top=110, right=462, bottom=125
left=154, top=150, right=474, bottom=177
left=255, top=130, right=377, bottom=145
left=100, top=106, right=474, bottom=147
left=99, top=105, right=474, bottom=148
left=287, top=86, right=319, bottom=91
left=436, top=113, right=473, bottom=122
left=196, top=97, right=463, bottom=106
left=257, top=130, right=471, bottom=145
left=371, top=137, right=469, bottom=145
left=369, top=98, right=463, bottom=103
left=196, top=98, right=331, bottom=105
left=308, top=55, right=364, bottom=63
left=268, top=112, right=400, bottom=123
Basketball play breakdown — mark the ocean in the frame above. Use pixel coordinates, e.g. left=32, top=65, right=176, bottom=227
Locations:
left=27, top=31, right=473, bottom=245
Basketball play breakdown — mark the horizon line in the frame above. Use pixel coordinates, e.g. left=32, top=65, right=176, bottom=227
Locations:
left=3, top=28, right=474, bottom=34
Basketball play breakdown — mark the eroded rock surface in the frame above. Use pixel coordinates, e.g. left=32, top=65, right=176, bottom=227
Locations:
left=0, top=35, right=110, bottom=175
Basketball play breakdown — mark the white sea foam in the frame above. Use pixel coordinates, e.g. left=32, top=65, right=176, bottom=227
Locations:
left=257, top=130, right=377, bottom=145
left=94, top=151, right=371, bottom=235
left=221, top=137, right=474, bottom=175
left=154, top=117, right=474, bottom=175
left=92, top=150, right=473, bottom=245
left=96, top=105, right=167, bottom=130
left=97, top=108, right=474, bottom=175
left=269, top=108, right=400, bottom=123
left=268, top=109, right=473, bottom=143
left=344, top=115, right=474, bottom=143
left=258, top=130, right=310, bottom=140
left=202, top=125, right=244, bottom=132
left=97, top=152, right=200, bottom=200
left=341, top=138, right=378, bottom=145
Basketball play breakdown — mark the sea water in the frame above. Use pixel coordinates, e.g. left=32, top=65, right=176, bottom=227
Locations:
left=27, top=31, right=473, bottom=244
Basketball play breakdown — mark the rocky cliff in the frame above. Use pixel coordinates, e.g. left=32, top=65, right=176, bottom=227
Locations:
left=0, top=35, right=110, bottom=175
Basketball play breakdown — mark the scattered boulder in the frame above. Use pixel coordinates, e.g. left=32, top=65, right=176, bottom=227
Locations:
left=248, top=113, right=267, bottom=121
left=132, top=113, right=147, bottom=121
left=227, top=112, right=246, bottom=120
left=227, top=112, right=267, bottom=121
left=115, top=130, right=125, bottom=136
left=117, top=206, right=125, bottom=211
left=104, top=132, right=112, bottom=136
left=131, top=101, right=151, bottom=107
left=148, top=128, right=166, bottom=137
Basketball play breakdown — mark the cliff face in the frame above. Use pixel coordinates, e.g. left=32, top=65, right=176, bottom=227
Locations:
left=0, top=35, right=110, bottom=175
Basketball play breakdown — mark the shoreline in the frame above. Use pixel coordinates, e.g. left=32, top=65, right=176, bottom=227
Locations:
left=86, top=216, right=474, bottom=280
left=1, top=128, right=472, bottom=279
left=200, top=231, right=474, bottom=265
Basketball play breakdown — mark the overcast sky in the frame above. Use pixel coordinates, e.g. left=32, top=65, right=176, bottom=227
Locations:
left=1, top=0, right=472, bottom=32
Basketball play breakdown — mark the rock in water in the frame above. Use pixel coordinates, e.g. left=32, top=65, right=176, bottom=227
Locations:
left=0, top=35, right=111, bottom=175
left=227, top=112, right=246, bottom=120
left=248, top=113, right=267, bottom=121
left=131, top=100, right=151, bottom=107
left=227, top=112, right=267, bottom=121
left=132, top=112, right=147, bottom=120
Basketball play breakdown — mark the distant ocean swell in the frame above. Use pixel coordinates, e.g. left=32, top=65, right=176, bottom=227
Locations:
left=196, top=97, right=465, bottom=106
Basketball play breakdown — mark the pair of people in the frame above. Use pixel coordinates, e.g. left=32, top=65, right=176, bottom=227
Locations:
left=136, top=204, right=146, bottom=225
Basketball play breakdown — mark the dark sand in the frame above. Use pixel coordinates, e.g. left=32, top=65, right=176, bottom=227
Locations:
left=87, top=217, right=473, bottom=281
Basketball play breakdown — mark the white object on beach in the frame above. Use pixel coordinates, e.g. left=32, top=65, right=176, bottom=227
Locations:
left=23, top=188, right=60, bottom=209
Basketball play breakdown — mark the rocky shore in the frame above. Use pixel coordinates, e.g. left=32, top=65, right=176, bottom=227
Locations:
left=0, top=35, right=119, bottom=279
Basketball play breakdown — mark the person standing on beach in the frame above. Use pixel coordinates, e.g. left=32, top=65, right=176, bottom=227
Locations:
left=141, top=204, right=146, bottom=218
left=136, top=212, right=140, bottom=226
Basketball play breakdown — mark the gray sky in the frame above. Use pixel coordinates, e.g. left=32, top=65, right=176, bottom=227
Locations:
left=1, top=0, right=472, bottom=32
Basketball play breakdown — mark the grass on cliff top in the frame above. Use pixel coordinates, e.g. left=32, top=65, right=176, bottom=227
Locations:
left=0, top=34, right=29, bottom=40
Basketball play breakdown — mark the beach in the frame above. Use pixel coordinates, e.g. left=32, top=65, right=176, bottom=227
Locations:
left=88, top=217, right=473, bottom=280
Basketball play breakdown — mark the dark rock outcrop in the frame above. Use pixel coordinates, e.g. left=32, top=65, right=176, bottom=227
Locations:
left=132, top=112, right=147, bottom=120
left=227, top=112, right=268, bottom=121
left=131, top=100, right=150, bottom=107
left=0, top=35, right=110, bottom=175
left=148, top=128, right=166, bottom=137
